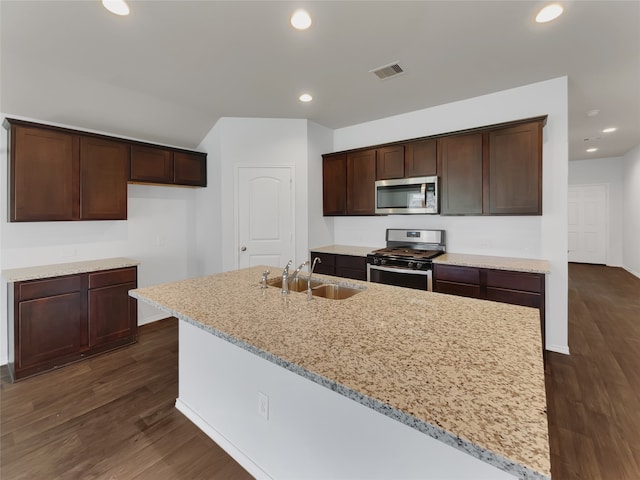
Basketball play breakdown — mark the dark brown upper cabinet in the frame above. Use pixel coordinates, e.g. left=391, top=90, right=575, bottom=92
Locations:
left=5, top=118, right=208, bottom=222
left=80, top=136, right=129, bottom=220
left=320, top=115, right=546, bottom=217
left=376, top=145, right=405, bottom=180
left=8, top=124, right=80, bottom=222
left=6, top=120, right=127, bottom=222
left=438, top=133, right=484, bottom=215
left=487, top=121, right=542, bottom=215
left=404, top=139, right=437, bottom=177
left=130, top=146, right=207, bottom=187
left=347, top=149, right=376, bottom=215
left=130, top=145, right=173, bottom=184
left=174, top=151, right=207, bottom=187
left=376, top=140, right=436, bottom=180
left=322, top=153, right=347, bottom=215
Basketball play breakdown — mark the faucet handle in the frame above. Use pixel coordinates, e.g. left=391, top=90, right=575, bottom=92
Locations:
left=260, top=270, right=270, bottom=289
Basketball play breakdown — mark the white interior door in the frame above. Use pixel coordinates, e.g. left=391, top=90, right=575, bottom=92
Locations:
left=237, top=167, right=293, bottom=269
left=568, top=184, right=607, bottom=264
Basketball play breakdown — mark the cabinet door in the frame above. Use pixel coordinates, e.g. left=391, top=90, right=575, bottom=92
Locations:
left=439, top=134, right=483, bottom=215
left=335, top=255, right=367, bottom=281
left=488, top=122, right=542, bottom=215
left=17, top=292, right=84, bottom=369
left=130, top=145, right=173, bottom=183
left=80, top=136, right=129, bottom=220
left=10, top=125, right=79, bottom=221
left=322, top=154, right=347, bottom=215
left=347, top=149, right=376, bottom=215
left=88, top=282, right=137, bottom=347
left=310, top=252, right=336, bottom=275
left=405, top=139, right=437, bottom=177
left=376, top=145, right=405, bottom=180
left=174, top=152, right=207, bottom=186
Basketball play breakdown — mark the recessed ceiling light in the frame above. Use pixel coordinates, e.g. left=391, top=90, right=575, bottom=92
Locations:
left=102, top=0, right=130, bottom=16
left=536, top=4, right=563, bottom=23
left=299, top=93, right=313, bottom=103
left=586, top=147, right=599, bottom=153
left=602, top=127, right=617, bottom=133
left=291, top=9, right=312, bottom=30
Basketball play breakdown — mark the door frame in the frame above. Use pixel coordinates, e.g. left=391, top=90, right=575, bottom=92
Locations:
left=567, top=182, right=610, bottom=265
left=234, top=165, right=296, bottom=270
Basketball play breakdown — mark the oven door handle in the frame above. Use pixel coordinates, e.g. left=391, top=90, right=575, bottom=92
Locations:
left=368, top=264, right=431, bottom=276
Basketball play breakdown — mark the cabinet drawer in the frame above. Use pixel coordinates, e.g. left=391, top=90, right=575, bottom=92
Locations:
left=310, top=252, right=335, bottom=268
left=89, top=267, right=137, bottom=289
left=335, top=267, right=367, bottom=281
left=18, top=275, right=83, bottom=301
left=486, top=287, right=542, bottom=309
left=435, top=265, right=480, bottom=285
left=435, top=281, right=481, bottom=298
left=486, top=270, right=543, bottom=293
left=335, top=255, right=366, bottom=271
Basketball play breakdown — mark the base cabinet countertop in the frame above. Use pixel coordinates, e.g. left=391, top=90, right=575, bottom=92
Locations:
left=130, top=265, right=550, bottom=480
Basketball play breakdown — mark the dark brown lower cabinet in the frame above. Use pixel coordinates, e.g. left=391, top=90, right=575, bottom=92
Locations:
left=309, top=252, right=367, bottom=281
left=8, top=267, right=137, bottom=381
left=434, top=263, right=546, bottom=363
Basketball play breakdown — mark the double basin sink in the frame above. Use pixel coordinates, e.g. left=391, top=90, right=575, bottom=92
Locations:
left=266, top=276, right=365, bottom=300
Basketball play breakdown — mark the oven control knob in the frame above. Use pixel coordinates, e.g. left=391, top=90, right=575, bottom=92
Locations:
left=380, top=258, right=387, bottom=265
left=373, top=257, right=379, bottom=265
left=407, top=261, right=415, bottom=268
left=416, top=262, right=424, bottom=269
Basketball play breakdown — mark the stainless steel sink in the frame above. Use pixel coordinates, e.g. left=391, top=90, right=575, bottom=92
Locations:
left=310, top=284, right=364, bottom=300
left=266, top=276, right=323, bottom=292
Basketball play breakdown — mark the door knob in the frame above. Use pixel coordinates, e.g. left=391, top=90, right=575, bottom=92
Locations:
left=241, top=246, right=247, bottom=251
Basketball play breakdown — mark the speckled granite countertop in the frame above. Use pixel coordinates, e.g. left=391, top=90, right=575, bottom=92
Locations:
left=2, top=257, right=140, bottom=282
left=310, top=245, right=379, bottom=257
left=434, top=253, right=550, bottom=274
left=130, top=266, right=550, bottom=480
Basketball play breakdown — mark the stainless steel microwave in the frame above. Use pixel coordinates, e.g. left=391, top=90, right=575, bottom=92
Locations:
left=375, top=176, right=439, bottom=214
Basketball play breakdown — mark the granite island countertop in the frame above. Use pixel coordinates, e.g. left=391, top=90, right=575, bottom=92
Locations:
left=2, top=257, right=140, bottom=282
left=130, top=266, right=550, bottom=479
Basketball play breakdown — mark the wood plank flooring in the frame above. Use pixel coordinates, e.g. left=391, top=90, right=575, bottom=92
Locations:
left=1, top=263, right=639, bottom=479
left=546, top=263, right=640, bottom=479
left=0, top=319, right=253, bottom=480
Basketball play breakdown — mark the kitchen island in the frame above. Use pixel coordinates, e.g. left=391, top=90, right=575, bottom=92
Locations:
left=130, top=266, right=550, bottom=480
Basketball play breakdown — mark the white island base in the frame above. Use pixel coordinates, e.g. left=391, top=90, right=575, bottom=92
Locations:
left=177, top=320, right=516, bottom=480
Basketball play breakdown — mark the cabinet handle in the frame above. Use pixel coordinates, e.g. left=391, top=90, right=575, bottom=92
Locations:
left=241, top=246, right=247, bottom=251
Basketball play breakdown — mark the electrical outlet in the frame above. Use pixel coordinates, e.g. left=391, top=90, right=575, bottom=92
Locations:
left=258, top=392, right=269, bottom=420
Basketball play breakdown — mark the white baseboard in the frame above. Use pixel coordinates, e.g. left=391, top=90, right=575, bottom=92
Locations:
left=547, top=344, right=570, bottom=355
left=175, top=398, right=272, bottom=480
left=623, top=265, right=640, bottom=280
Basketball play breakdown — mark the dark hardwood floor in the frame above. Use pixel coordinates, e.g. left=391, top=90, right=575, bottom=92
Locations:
left=1, top=263, right=638, bottom=479
left=546, top=263, right=640, bottom=479
left=0, top=319, right=253, bottom=480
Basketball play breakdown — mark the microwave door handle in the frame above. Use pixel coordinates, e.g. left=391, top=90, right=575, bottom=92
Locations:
left=421, top=183, right=426, bottom=208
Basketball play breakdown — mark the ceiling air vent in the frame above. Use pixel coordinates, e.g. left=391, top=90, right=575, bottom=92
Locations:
left=370, top=62, right=405, bottom=80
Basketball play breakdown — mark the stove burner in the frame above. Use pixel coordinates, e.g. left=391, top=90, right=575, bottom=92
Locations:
left=371, top=247, right=443, bottom=260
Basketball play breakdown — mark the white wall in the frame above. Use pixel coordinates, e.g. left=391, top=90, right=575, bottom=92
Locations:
left=622, top=144, right=640, bottom=277
left=306, top=120, right=334, bottom=251
left=568, top=156, right=624, bottom=266
left=0, top=114, right=203, bottom=365
left=332, top=77, right=569, bottom=354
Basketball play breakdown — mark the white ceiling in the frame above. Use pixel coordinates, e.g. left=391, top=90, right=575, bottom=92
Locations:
left=1, top=1, right=639, bottom=160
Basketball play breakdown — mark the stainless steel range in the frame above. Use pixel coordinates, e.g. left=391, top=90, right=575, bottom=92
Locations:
left=366, top=229, right=446, bottom=291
